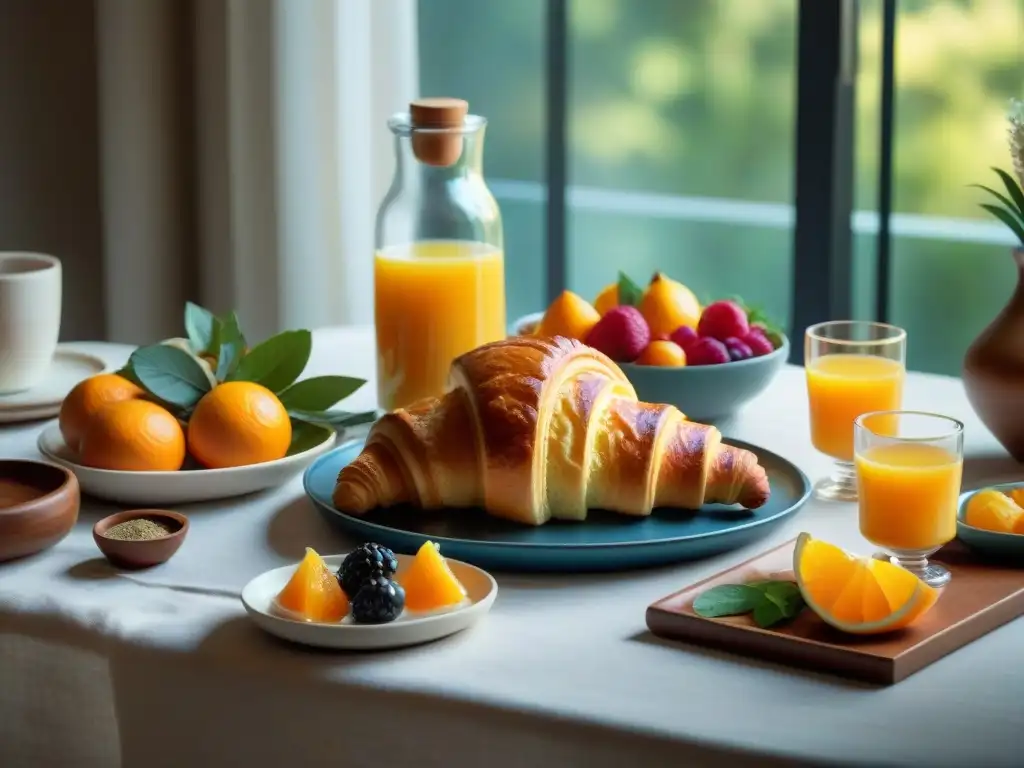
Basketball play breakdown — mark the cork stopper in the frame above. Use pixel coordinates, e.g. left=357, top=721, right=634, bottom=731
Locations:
left=409, top=97, right=469, bottom=167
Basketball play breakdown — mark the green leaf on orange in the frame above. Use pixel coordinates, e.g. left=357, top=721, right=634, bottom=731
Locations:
left=218, top=310, right=247, bottom=350
left=216, top=340, right=242, bottom=381
left=287, top=418, right=334, bottom=455
left=229, top=329, right=311, bottom=392
left=616, top=271, right=644, bottom=308
left=184, top=302, right=218, bottom=355
left=287, top=408, right=377, bottom=429
left=278, top=375, right=366, bottom=412
left=129, top=344, right=213, bottom=408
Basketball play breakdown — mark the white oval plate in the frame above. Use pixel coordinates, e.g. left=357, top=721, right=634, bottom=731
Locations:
left=241, top=552, right=498, bottom=650
left=37, top=422, right=337, bottom=505
left=0, top=347, right=108, bottom=422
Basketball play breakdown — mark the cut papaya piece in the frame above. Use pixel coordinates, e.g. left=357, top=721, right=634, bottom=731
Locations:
left=399, top=541, right=467, bottom=612
left=275, top=547, right=349, bottom=622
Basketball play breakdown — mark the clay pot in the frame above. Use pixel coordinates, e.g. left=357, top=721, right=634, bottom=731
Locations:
left=963, top=247, right=1024, bottom=460
left=0, top=460, right=80, bottom=562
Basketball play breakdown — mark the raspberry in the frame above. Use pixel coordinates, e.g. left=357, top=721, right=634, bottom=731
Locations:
left=669, top=325, right=699, bottom=351
left=584, top=306, right=651, bottom=362
left=742, top=331, right=775, bottom=357
left=724, top=337, right=753, bottom=361
left=686, top=337, right=730, bottom=366
left=697, top=301, right=749, bottom=341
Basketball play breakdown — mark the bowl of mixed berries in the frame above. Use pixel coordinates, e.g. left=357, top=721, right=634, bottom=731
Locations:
left=513, top=271, right=789, bottom=424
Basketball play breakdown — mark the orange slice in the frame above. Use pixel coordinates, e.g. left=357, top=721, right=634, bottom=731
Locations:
left=965, top=489, right=1024, bottom=534
left=399, top=541, right=467, bottom=612
left=275, top=547, right=349, bottom=622
left=793, top=533, right=939, bottom=635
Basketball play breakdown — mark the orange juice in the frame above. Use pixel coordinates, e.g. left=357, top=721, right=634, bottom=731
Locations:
left=374, top=240, right=505, bottom=410
left=856, top=443, right=962, bottom=551
left=806, top=354, right=904, bottom=461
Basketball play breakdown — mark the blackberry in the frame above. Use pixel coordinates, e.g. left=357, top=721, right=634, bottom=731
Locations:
left=351, top=577, right=405, bottom=624
left=338, top=542, right=398, bottom=599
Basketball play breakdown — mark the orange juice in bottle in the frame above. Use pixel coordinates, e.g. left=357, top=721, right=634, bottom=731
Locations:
left=374, top=98, right=505, bottom=411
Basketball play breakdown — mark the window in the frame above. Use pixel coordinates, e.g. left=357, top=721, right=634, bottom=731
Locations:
left=419, top=0, right=1023, bottom=375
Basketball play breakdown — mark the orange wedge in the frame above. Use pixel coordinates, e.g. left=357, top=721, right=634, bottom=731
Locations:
left=275, top=547, right=349, bottom=622
left=1004, top=488, right=1024, bottom=509
left=399, top=541, right=467, bottom=612
left=965, top=489, right=1024, bottom=534
left=793, top=533, right=939, bottom=635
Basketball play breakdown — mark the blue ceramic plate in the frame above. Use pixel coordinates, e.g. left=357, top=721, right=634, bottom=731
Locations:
left=957, top=485, right=1024, bottom=564
left=304, top=438, right=811, bottom=572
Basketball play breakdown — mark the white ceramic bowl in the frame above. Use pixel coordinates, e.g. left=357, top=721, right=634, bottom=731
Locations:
left=37, top=422, right=336, bottom=505
left=241, top=552, right=498, bottom=650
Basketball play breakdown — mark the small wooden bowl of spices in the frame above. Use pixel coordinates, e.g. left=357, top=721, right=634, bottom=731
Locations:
left=93, top=509, right=189, bottom=569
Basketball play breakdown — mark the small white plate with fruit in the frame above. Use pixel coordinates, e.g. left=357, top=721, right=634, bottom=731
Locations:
left=513, top=272, right=789, bottom=422
left=37, top=301, right=374, bottom=505
left=241, top=541, right=498, bottom=650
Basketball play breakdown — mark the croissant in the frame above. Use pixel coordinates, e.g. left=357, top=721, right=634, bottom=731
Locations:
left=333, top=336, right=770, bottom=526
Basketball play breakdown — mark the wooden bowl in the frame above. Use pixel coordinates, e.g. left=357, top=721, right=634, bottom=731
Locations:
left=93, top=509, right=189, bottom=569
left=0, top=459, right=80, bottom=562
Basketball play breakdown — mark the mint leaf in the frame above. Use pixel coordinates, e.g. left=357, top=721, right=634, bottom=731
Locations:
left=750, top=581, right=805, bottom=625
left=184, top=302, right=218, bottom=355
left=753, top=599, right=786, bottom=628
left=129, top=344, right=213, bottom=408
left=692, top=584, right=764, bottom=618
left=279, top=375, right=365, bottom=412
left=617, top=271, right=644, bottom=308
left=229, top=329, right=311, bottom=392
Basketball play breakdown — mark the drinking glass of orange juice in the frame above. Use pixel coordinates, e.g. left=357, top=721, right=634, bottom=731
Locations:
left=805, top=321, right=906, bottom=501
left=374, top=98, right=505, bottom=412
left=854, top=411, right=963, bottom=587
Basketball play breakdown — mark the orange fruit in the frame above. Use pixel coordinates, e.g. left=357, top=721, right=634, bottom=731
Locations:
left=59, top=373, right=144, bottom=453
left=187, top=381, right=292, bottom=469
left=793, top=533, right=939, bottom=635
left=965, top=489, right=1023, bottom=533
left=594, top=283, right=618, bottom=316
left=79, top=399, right=186, bottom=471
left=275, top=547, right=349, bottom=622
left=638, top=272, right=702, bottom=336
left=1004, top=487, right=1024, bottom=510
left=399, top=541, right=467, bottom=612
left=635, top=340, right=686, bottom=367
left=536, top=290, right=601, bottom=341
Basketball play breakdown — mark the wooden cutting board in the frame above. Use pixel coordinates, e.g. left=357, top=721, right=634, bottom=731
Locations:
left=646, top=537, right=1024, bottom=685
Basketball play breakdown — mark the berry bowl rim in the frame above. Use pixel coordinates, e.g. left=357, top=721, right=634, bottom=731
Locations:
left=509, top=311, right=791, bottom=370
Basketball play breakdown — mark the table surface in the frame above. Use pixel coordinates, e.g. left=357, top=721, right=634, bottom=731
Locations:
left=3, top=327, right=1024, bottom=768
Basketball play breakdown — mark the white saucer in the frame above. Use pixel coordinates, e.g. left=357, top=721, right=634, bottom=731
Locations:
left=241, top=552, right=498, bottom=650
left=0, top=347, right=107, bottom=423
left=37, top=422, right=337, bottom=505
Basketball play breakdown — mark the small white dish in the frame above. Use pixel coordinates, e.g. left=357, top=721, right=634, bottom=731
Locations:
left=0, top=347, right=107, bottom=423
left=241, top=552, right=498, bottom=650
left=37, top=422, right=336, bottom=505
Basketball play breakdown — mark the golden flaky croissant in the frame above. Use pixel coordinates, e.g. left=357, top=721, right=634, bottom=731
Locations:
left=333, top=336, right=770, bottom=526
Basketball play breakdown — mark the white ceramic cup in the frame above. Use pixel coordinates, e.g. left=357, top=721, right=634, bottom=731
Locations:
left=0, top=253, right=62, bottom=394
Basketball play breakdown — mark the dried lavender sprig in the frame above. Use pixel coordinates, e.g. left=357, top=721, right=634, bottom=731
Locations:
left=1010, top=98, right=1024, bottom=190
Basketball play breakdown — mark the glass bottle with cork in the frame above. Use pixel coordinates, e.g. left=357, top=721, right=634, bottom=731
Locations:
left=374, top=97, right=505, bottom=412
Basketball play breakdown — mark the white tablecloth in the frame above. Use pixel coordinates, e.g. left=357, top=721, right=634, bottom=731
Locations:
left=2, top=328, right=1024, bottom=768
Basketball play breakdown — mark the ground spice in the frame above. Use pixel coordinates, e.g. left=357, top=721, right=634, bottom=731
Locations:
left=104, top=518, right=177, bottom=541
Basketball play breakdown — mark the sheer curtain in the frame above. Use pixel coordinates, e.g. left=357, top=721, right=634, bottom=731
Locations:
left=94, top=0, right=417, bottom=344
